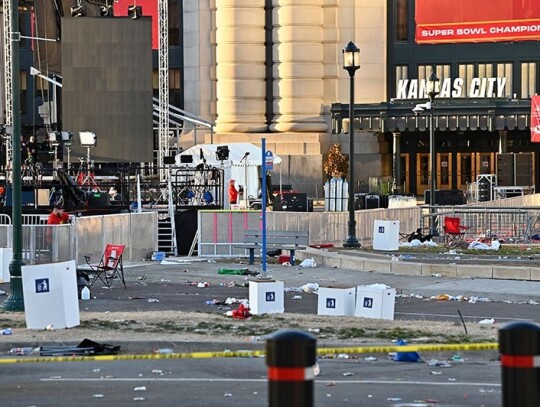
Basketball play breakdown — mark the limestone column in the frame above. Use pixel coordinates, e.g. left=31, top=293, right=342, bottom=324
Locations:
left=270, top=0, right=327, bottom=132
left=215, top=1, right=267, bottom=133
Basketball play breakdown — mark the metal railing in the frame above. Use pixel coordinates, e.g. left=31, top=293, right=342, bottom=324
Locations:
left=424, top=206, right=540, bottom=243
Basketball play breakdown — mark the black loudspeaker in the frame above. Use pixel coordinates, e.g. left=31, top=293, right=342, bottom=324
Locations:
left=216, top=145, right=230, bottom=161
left=365, top=194, right=380, bottom=209
left=86, top=192, right=110, bottom=207
left=497, top=153, right=514, bottom=186
left=425, top=190, right=465, bottom=206
left=174, top=209, right=198, bottom=255
left=180, top=155, right=193, bottom=163
left=477, top=178, right=491, bottom=202
left=515, top=153, right=534, bottom=186
left=163, top=156, right=176, bottom=165
left=272, top=193, right=308, bottom=212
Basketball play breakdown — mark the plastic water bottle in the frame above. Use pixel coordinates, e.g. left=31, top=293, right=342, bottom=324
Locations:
left=81, top=286, right=91, bottom=300
left=9, top=347, right=33, bottom=355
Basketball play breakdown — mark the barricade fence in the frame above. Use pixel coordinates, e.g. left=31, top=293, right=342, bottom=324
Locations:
left=0, top=212, right=158, bottom=266
left=198, top=194, right=540, bottom=256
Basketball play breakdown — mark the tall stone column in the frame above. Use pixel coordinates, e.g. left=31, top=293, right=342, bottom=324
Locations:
left=270, top=0, right=327, bottom=132
left=215, top=1, right=267, bottom=133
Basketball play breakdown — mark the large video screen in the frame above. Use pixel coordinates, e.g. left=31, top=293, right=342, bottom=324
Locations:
left=61, top=17, right=153, bottom=163
left=415, top=0, right=540, bottom=44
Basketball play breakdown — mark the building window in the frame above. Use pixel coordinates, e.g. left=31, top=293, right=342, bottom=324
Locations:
left=169, top=68, right=181, bottom=107
left=152, top=69, right=182, bottom=107
left=497, top=63, right=512, bottom=97
left=521, top=62, right=536, bottom=99
left=458, top=64, right=475, bottom=96
left=168, top=0, right=180, bottom=46
left=395, top=0, right=408, bottom=42
left=395, top=65, right=408, bottom=93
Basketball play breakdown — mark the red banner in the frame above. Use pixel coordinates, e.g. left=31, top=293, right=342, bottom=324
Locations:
left=415, top=0, right=540, bottom=44
left=532, top=96, right=540, bottom=142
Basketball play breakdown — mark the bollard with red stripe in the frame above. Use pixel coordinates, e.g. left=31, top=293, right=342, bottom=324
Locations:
left=499, top=321, right=540, bottom=407
left=266, top=329, right=316, bottom=407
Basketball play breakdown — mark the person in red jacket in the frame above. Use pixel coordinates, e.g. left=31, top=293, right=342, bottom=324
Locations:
left=228, top=179, right=238, bottom=205
left=47, top=203, right=70, bottom=225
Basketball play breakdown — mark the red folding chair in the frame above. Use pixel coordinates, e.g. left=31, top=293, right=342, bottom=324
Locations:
left=86, top=244, right=126, bottom=289
left=443, top=217, right=470, bottom=246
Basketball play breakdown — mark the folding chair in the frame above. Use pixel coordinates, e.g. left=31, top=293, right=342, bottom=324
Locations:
left=86, top=244, right=126, bottom=289
left=443, top=217, right=470, bottom=246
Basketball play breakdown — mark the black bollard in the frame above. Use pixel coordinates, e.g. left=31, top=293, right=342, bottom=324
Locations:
left=266, top=329, right=317, bottom=407
left=499, top=321, right=540, bottom=407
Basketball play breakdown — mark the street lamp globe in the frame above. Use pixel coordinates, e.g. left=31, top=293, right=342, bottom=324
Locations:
left=342, top=41, right=361, bottom=74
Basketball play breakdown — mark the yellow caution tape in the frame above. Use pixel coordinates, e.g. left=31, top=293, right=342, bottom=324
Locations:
left=0, top=342, right=498, bottom=365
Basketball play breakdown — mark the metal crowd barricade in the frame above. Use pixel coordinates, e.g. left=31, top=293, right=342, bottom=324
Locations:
left=426, top=207, right=540, bottom=243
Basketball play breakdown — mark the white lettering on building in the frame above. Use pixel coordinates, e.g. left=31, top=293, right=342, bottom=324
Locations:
left=396, top=77, right=507, bottom=99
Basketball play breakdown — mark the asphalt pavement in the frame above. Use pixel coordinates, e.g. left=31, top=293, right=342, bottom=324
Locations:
left=1, top=249, right=540, bottom=354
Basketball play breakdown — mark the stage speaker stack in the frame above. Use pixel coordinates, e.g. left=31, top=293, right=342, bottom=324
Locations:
left=515, top=153, right=534, bottom=186
left=272, top=193, right=308, bottom=212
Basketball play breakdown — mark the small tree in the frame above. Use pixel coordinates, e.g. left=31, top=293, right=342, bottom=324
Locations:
left=323, top=143, right=349, bottom=179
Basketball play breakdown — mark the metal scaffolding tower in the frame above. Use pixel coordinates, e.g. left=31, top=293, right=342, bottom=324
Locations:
left=158, top=0, right=169, bottom=182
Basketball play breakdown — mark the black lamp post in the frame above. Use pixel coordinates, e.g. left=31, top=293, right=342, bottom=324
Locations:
left=342, top=41, right=361, bottom=248
left=3, top=0, right=25, bottom=311
left=427, top=71, right=440, bottom=235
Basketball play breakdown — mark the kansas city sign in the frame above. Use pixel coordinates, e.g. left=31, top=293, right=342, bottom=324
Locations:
left=396, top=77, right=507, bottom=99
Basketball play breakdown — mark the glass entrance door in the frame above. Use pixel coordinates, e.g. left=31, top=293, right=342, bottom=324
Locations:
left=476, top=153, right=495, bottom=177
left=416, top=153, right=430, bottom=196
left=437, top=153, right=452, bottom=190
left=399, top=153, right=409, bottom=194
left=457, top=153, right=476, bottom=189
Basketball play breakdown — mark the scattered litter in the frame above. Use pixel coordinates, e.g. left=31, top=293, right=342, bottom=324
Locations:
left=197, top=282, right=209, bottom=288
left=285, top=283, right=319, bottom=293
left=451, top=354, right=464, bottom=362
left=427, top=359, right=452, bottom=368
left=147, top=298, right=160, bottom=303
left=1, top=328, right=12, bottom=335
left=336, top=353, right=350, bottom=359
left=226, top=303, right=251, bottom=319
left=128, top=296, right=144, bottom=300
left=478, top=318, right=495, bottom=325
left=364, top=356, right=378, bottom=361
left=299, top=258, right=317, bottom=268
left=154, top=348, right=173, bottom=354
left=528, top=300, right=539, bottom=305
left=281, top=262, right=292, bottom=267
left=93, top=394, right=105, bottom=398
left=308, top=328, right=320, bottom=333
left=152, top=369, right=163, bottom=374
left=468, top=240, right=501, bottom=251
left=431, top=273, right=442, bottom=278
left=393, top=339, right=422, bottom=362
left=133, top=397, right=145, bottom=401
left=0, top=290, right=6, bottom=295
left=218, top=268, right=258, bottom=276
left=133, top=386, right=147, bottom=391
left=313, top=362, right=321, bottom=376
left=46, top=324, right=55, bottom=331
left=224, top=393, right=232, bottom=397
left=391, top=255, right=401, bottom=261
left=342, top=372, right=354, bottom=376
left=291, top=295, right=302, bottom=300
left=387, top=397, right=402, bottom=402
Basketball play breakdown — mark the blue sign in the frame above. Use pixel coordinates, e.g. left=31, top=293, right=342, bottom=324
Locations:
left=363, top=297, right=374, bottom=308
left=378, top=226, right=385, bottom=233
left=35, top=278, right=50, bottom=294
left=326, top=298, right=336, bottom=309
left=265, top=150, right=274, bottom=170
left=265, top=291, right=275, bottom=302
